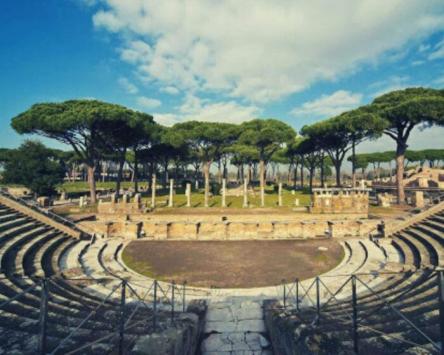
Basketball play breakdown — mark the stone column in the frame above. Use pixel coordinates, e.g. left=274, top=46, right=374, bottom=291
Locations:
left=186, top=183, right=191, bottom=207
left=221, top=178, right=226, bottom=207
left=414, top=191, right=424, bottom=208
left=278, top=182, right=283, bottom=207
left=195, top=180, right=199, bottom=190
left=243, top=179, right=248, bottom=208
left=151, top=174, right=156, bottom=208
left=168, top=179, right=174, bottom=207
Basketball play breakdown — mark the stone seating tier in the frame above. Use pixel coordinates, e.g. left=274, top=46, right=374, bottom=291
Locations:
left=0, top=200, right=443, bottom=353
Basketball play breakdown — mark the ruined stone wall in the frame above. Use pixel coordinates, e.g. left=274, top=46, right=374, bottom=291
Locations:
left=310, top=188, right=370, bottom=215
left=84, top=217, right=377, bottom=240
left=131, top=300, right=207, bottom=355
left=264, top=300, right=341, bottom=354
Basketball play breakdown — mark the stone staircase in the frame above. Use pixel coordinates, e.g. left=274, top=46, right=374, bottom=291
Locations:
left=201, top=298, right=271, bottom=354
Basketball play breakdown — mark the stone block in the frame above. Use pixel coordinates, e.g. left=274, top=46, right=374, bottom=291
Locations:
left=153, top=222, right=169, bottom=240
left=37, top=196, right=50, bottom=208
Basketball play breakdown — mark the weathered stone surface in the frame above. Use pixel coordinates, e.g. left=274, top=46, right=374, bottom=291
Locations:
left=311, top=188, right=370, bottom=215
left=131, top=315, right=200, bottom=355
left=264, top=300, right=341, bottom=355
left=202, top=298, right=271, bottom=354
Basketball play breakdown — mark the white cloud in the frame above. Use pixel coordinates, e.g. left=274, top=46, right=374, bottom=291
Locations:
left=369, top=75, right=411, bottom=97
left=160, top=86, right=180, bottom=95
left=136, top=96, right=162, bottom=109
left=153, top=95, right=260, bottom=126
left=433, top=75, right=444, bottom=86
left=118, top=77, right=138, bottom=94
left=90, top=0, right=444, bottom=103
left=120, top=40, right=152, bottom=64
left=428, top=38, right=444, bottom=60
left=418, top=43, right=431, bottom=52
left=290, top=90, right=362, bottom=119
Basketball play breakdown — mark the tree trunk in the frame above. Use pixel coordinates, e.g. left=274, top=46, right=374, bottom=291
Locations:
left=194, top=163, right=200, bottom=185
left=351, top=140, right=356, bottom=188
left=133, top=152, right=139, bottom=193
left=217, top=160, right=222, bottom=184
left=300, top=161, right=304, bottom=188
left=395, top=143, right=407, bottom=204
left=335, top=162, right=341, bottom=187
left=223, top=160, right=228, bottom=180
left=163, top=162, right=168, bottom=189
left=293, top=163, right=298, bottom=189
left=287, top=163, right=292, bottom=185
left=203, top=161, right=210, bottom=207
left=388, top=160, right=392, bottom=184
left=87, top=165, right=97, bottom=204
left=259, top=159, right=265, bottom=207
left=309, top=167, right=314, bottom=192
left=320, top=152, right=325, bottom=187
left=116, top=154, right=125, bottom=197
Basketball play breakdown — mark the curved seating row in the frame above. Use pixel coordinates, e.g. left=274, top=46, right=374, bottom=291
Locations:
left=275, top=209, right=444, bottom=354
left=0, top=203, right=177, bottom=354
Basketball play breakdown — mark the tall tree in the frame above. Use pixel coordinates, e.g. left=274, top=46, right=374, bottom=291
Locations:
left=238, top=119, right=295, bottom=206
left=11, top=100, right=143, bottom=203
left=166, top=121, right=234, bottom=207
left=302, top=109, right=384, bottom=187
left=370, top=88, right=444, bottom=203
left=108, top=111, right=155, bottom=195
left=1, top=140, right=64, bottom=196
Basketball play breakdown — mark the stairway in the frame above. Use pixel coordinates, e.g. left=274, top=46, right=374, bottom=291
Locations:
left=201, top=297, right=272, bottom=354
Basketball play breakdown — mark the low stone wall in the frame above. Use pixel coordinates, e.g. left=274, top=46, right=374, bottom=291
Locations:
left=146, top=219, right=376, bottom=240
left=84, top=217, right=378, bottom=240
left=131, top=300, right=207, bottom=355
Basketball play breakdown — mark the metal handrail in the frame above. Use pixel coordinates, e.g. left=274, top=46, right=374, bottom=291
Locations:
left=49, top=280, right=123, bottom=355
left=355, top=275, right=440, bottom=351
left=284, top=271, right=442, bottom=353
left=0, top=282, right=37, bottom=309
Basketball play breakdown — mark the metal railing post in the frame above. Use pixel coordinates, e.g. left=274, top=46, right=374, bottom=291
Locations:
left=296, top=279, right=300, bottom=311
left=352, top=275, right=359, bottom=354
left=282, top=279, right=286, bottom=308
left=182, top=281, right=187, bottom=313
left=118, top=280, right=126, bottom=355
left=153, top=280, right=158, bottom=331
left=438, top=271, right=444, bottom=355
left=316, top=277, right=320, bottom=324
left=38, top=278, right=48, bottom=355
left=171, top=280, right=175, bottom=323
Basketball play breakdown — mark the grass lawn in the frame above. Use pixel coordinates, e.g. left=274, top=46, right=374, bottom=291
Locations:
left=57, top=181, right=311, bottom=209
left=149, top=187, right=311, bottom=209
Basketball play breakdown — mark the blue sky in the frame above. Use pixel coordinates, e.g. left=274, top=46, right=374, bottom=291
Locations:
left=1, top=0, right=444, bottom=153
